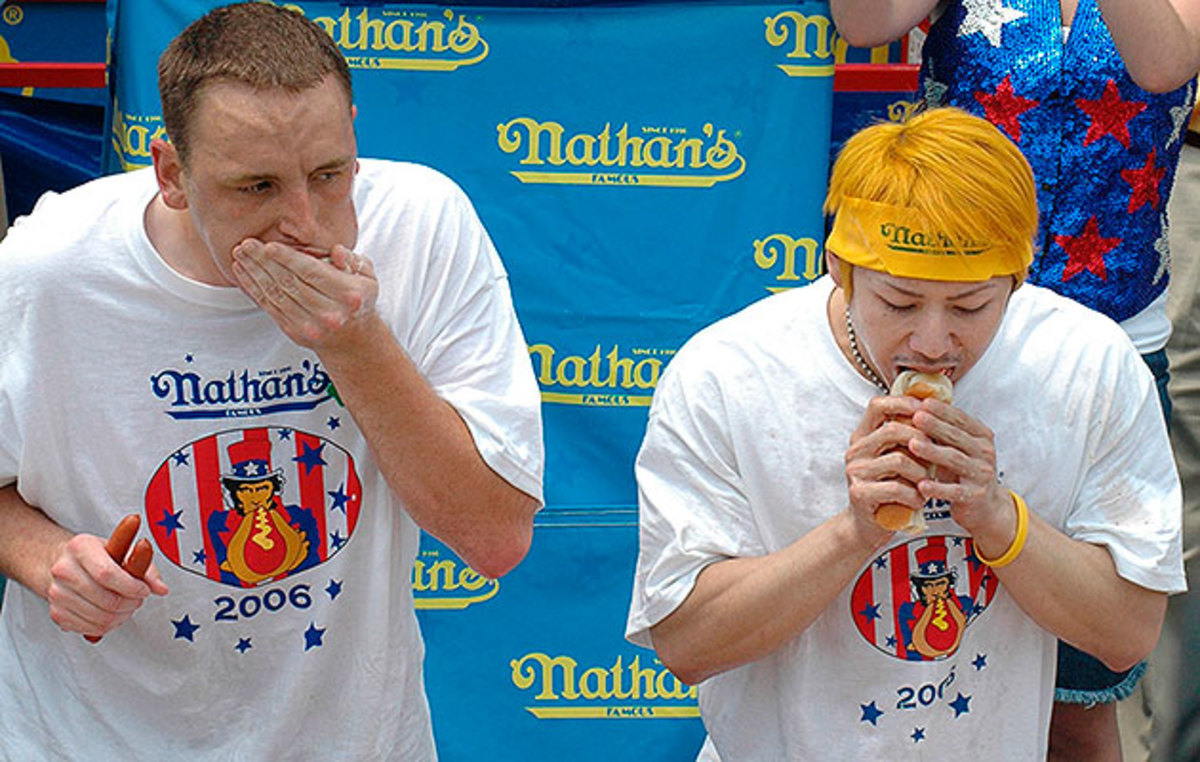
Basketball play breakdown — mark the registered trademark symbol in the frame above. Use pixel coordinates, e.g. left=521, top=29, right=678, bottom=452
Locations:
left=2, top=5, right=23, bottom=25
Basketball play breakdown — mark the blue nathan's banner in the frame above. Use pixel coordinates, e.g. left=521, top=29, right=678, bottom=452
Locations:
left=107, top=2, right=835, bottom=758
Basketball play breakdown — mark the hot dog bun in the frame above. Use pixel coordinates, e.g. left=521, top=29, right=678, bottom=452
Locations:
left=875, top=371, right=954, bottom=533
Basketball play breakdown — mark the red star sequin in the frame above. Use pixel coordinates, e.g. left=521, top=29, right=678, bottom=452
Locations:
left=1056, top=216, right=1121, bottom=282
left=1076, top=79, right=1146, bottom=148
left=1121, top=148, right=1167, bottom=212
left=974, top=75, right=1038, bottom=142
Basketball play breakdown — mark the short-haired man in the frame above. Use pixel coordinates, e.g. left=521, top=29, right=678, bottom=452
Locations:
left=626, top=107, right=1185, bottom=759
left=0, top=3, right=542, bottom=757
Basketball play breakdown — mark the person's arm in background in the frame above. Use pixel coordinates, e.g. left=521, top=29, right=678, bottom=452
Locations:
left=830, top=0, right=1200, bottom=94
left=829, top=0, right=941, bottom=48
left=1097, top=0, right=1200, bottom=92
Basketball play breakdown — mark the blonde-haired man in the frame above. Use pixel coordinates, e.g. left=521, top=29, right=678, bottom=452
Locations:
left=625, top=107, right=1184, bottom=760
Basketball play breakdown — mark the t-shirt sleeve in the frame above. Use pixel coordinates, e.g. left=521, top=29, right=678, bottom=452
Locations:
left=625, top=346, right=765, bottom=649
left=406, top=181, right=544, bottom=505
left=1065, top=345, right=1186, bottom=594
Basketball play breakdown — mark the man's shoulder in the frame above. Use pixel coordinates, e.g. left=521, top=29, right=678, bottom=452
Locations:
left=354, top=158, right=466, bottom=205
left=664, top=280, right=831, bottom=385
left=0, top=169, right=153, bottom=268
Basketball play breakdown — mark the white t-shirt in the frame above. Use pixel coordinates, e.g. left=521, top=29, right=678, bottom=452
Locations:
left=626, top=277, right=1184, bottom=761
left=0, top=160, right=543, bottom=760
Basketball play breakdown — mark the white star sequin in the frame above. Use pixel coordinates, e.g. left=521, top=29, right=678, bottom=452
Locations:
left=1168, top=82, right=1195, bottom=147
left=958, top=0, right=1027, bottom=47
left=1154, top=215, right=1170, bottom=285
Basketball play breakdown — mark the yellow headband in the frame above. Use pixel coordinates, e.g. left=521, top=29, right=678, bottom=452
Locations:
left=826, top=197, right=1031, bottom=282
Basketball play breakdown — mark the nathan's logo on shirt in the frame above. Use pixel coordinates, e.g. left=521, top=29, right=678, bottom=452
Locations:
left=496, top=117, right=746, bottom=187
left=144, top=427, right=361, bottom=588
left=851, top=533, right=998, bottom=662
left=288, top=4, right=489, bottom=71
left=528, top=342, right=674, bottom=406
left=109, top=98, right=165, bottom=171
left=510, top=651, right=698, bottom=719
left=879, top=223, right=987, bottom=257
left=150, top=359, right=334, bottom=420
left=753, top=232, right=824, bottom=292
left=413, top=547, right=499, bottom=609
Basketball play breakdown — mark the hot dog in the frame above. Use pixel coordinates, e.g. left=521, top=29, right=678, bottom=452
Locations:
left=85, top=515, right=154, bottom=644
left=874, top=371, right=953, bottom=534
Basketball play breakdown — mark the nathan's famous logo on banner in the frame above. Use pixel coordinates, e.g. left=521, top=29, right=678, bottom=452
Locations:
left=412, top=546, right=499, bottom=610
left=283, top=3, right=488, bottom=72
left=110, top=99, right=167, bottom=171
left=497, top=117, right=746, bottom=187
left=753, top=232, right=824, bottom=293
left=144, top=426, right=362, bottom=588
left=511, top=651, right=698, bottom=719
left=764, top=8, right=896, bottom=75
left=528, top=342, right=674, bottom=407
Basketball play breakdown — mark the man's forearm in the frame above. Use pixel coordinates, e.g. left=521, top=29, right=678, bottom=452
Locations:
left=987, top=510, right=1166, bottom=670
left=316, top=315, right=537, bottom=579
left=650, top=511, right=884, bottom=686
left=0, top=485, right=71, bottom=599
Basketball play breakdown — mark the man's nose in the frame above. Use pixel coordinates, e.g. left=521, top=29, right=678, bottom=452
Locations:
left=908, top=310, right=954, bottom=360
left=275, top=188, right=319, bottom=244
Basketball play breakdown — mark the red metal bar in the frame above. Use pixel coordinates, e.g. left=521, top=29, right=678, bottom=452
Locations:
left=0, top=62, right=106, bottom=88
left=834, top=63, right=920, bottom=93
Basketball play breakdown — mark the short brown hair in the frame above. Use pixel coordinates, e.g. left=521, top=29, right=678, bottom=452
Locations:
left=158, top=2, right=353, bottom=164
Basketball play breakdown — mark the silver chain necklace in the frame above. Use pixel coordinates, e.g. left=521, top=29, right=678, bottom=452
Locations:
left=844, top=306, right=889, bottom=393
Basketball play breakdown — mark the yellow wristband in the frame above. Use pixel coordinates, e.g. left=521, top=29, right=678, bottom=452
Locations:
left=976, top=491, right=1029, bottom=568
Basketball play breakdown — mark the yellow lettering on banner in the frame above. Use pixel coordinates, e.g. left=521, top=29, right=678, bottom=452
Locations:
left=109, top=102, right=168, bottom=171
left=511, top=653, right=699, bottom=718
left=412, top=553, right=499, bottom=609
left=298, top=6, right=488, bottom=71
left=754, top=234, right=823, bottom=291
left=497, top=118, right=746, bottom=186
left=528, top=343, right=668, bottom=405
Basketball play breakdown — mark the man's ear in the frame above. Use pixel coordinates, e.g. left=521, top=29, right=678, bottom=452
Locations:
left=826, top=250, right=843, bottom=287
left=150, top=137, right=188, bottom=210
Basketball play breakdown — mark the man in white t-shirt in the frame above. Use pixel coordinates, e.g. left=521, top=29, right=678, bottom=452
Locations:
left=626, top=108, right=1185, bottom=760
left=0, top=3, right=542, bottom=758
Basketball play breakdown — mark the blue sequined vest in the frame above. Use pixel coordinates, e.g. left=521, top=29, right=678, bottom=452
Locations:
left=921, top=0, right=1196, bottom=322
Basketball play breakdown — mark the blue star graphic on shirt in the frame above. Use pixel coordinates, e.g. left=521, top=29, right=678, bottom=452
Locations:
left=966, top=547, right=986, bottom=572
left=172, top=615, right=200, bottom=642
left=328, top=484, right=351, bottom=514
left=874, top=556, right=889, bottom=569
left=330, top=530, right=346, bottom=551
left=327, top=416, right=341, bottom=431
left=235, top=638, right=252, bottom=653
left=860, top=701, right=884, bottom=726
left=293, top=442, right=328, bottom=475
left=192, top=549, right=206, bottom=565
left=157, top=509, right=185, bottom=538
left=973, top=653, right=988, bottom=671
left=949, top=692, right=972, bottom=718
left=172, top=451, right=190, bottom=467
left=951, top=536, right=964, bottom=547
left=304, top=622, right=326, bottom=651
left=857, top=602, right=882, bottom=623
left=326, top=579, right=343, bottom=600
left=911, top=727, right=926, bottom=743
left=185, top=353, right=194, bottom=363
left=277, top=428, right=293, bottom=440
left=886, top=635, right=897, bottom=648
